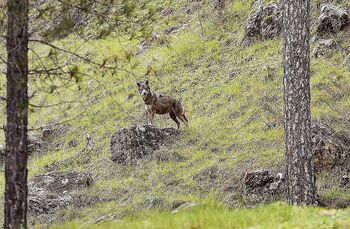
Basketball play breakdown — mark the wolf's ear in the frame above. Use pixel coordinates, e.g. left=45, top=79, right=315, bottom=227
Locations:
left=136, top=81, right=141, bottom=87
left=145, top=80, right=149, bottom=85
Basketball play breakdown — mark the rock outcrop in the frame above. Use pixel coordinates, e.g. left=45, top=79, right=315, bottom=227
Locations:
left=110, top=125, right=179, bottom=164
left=242, top=170, right=285, bottom=205
left=28, top=171, right=93, bottom=215
left=245, top=1, right=282, bottom=40
left=316, top=4, right=348, bottom=36
left=28, top=186, right=73, bottom=216
left=312, top=123, right=350, bottom=173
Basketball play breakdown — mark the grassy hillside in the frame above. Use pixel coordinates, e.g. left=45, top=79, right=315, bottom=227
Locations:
left=0, top=0, right=350, bottom=227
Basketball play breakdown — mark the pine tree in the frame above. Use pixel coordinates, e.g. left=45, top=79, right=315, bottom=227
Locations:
left=283, top=0, right=317, bottom=205
left=4, top=0, right=29, bottom=227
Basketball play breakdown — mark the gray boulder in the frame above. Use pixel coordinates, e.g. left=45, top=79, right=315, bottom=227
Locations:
left=245, top=1, right=282, bottom=40
left=242, top=170, right=285, bottom=205
left=110, top=125, right=179, bottom=164
left=316, top=4, right=348, bottom=36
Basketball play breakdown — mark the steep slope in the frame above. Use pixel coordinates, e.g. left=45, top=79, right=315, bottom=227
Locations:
left=0, top=0, right=350, bottom=226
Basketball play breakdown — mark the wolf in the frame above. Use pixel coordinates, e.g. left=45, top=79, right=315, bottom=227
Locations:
left=137, top=80, right=189, bottom=129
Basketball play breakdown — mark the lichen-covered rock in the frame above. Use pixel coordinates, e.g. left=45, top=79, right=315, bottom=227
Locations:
left=242, top=170, right=285, bottom=205
left=28, top=186, right=73, bottom=215
left=316, top=4, right=348, bottom=36
left=110, top=125, right=179, bottom=164
left=312, top=123, right=350, bottom=173
left=313, top=39, right=338, bottom=58
left=245, top=1, right=282, bottom=40
left=28, top=171, right=93, bottom=215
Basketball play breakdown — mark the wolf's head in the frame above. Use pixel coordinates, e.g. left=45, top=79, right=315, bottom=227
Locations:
left=137, top=80, right=151, bottom=100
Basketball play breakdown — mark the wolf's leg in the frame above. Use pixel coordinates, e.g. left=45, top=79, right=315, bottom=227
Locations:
left=169, top=112, right=180, bottom=129
left=178, top=115, right=189, bottom=128
left=146, top=111, right=150, bottom=125
left=149, top=112, right=155, bottom=126
left=173, top=101, right=189, bottom=128
left=146, top=110, right=153, bottom=126
left=183, top=114, right=189, bottom=123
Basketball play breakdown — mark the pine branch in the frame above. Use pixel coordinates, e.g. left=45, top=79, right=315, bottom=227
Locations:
left=29, top=100, right=79, bottom=108
left=29, top=39, right=139, bottom=77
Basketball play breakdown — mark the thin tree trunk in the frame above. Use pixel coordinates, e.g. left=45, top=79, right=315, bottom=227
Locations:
left=4, top=0, right=29, bottom=227
left=282, top=0, right=317, bottom=205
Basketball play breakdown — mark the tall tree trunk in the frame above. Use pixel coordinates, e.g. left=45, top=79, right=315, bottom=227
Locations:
left=282, top=0, right=317, bottom=205
left=4, top=0, right=29, bottom=227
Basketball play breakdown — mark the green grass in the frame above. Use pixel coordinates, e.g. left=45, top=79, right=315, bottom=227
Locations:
left=49, top=201, right=350, bottom=229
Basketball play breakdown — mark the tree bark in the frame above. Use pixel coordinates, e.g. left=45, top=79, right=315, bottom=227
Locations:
left=4, top=0, right=29, bottom=228
left=283, top=0, right=317, bottom=205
